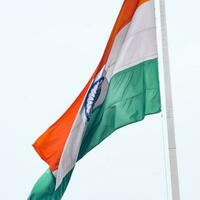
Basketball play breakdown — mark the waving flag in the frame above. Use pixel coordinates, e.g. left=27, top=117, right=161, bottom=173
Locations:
left=28, top=0, right=161, bottom=199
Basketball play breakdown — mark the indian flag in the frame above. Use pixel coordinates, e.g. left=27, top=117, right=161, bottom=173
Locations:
left=28, top=0, right=161, bottom=199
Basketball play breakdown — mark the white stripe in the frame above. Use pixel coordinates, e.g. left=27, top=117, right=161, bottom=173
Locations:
left=55, top=0, right=157, bottom=188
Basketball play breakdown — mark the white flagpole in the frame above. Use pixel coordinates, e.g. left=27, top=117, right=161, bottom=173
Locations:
left=154, top=0, right=181, bottom=200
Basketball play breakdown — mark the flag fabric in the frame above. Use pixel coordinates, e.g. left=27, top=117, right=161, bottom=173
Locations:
left=28, top=0, right=161, bottom=199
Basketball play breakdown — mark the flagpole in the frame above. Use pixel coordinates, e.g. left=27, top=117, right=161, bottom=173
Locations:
left=154, top=0, right=181, bottom=199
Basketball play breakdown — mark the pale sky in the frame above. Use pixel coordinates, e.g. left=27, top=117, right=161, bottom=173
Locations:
left=0, top=0, right=200, bottom=199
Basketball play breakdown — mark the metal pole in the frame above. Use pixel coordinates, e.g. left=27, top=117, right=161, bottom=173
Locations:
left=155, top=0, right=181, bottom=199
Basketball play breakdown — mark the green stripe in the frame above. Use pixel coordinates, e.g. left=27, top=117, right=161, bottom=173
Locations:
left=28, top=169, right=74, bottom=200
left=78, top=58, right=161, bottom=159
left=28, top=58, right=161, bottom=200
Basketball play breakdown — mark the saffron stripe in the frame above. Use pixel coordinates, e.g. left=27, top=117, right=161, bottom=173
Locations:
left=33, top=0, right=149, bottom=172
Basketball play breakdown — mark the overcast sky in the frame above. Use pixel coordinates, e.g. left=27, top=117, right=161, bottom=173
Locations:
left=0, top=0, right=200, bottom=199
